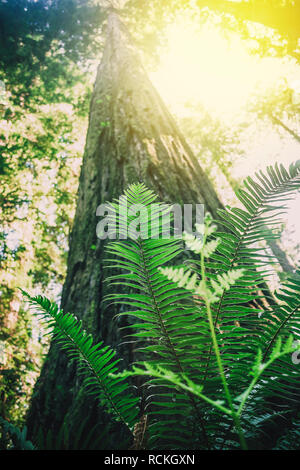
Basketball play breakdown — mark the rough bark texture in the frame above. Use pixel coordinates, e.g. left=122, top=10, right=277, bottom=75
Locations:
left=26, top=11, right=224, bottom=447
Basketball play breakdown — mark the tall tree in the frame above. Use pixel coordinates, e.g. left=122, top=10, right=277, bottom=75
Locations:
left=26, top=9, right=224, bottom=446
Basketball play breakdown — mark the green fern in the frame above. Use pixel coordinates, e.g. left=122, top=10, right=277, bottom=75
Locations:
left=274, top=418, right=300, bottom=449
left=21, top=291, right=139, bottom=431
left=103, top=164, right=300, bottom=449
left=35, top=416, right=110, bottom=450
left=0, top=417, right=35, bottom=450
left=21, top=162, right=300, bottom=450
left=201, top=163, right=300, bottom=440
left=104, top=183, right=212, bottom=448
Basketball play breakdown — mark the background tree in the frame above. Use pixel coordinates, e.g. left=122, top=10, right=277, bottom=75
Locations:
left=0, top=0, right=103, bottom=107
left=249, top=81, right=300, bottom=144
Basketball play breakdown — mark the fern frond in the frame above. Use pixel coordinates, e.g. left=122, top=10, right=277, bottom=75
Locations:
left=0, top=418, right=35, bottom=450
left=196, top=163, right=300, bottom=393
left=104, top=183, right=211, bottom=448
left=21, top=290, right=139, bottom=430
left=158, top=162, right=300, bottom=446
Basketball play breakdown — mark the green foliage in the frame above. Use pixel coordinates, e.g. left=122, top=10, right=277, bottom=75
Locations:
left=0, top=101, right=84, bottom=422
left=0, top=417, right=35, bottom=450
left=0, top=289, right=38, bottom=426
left=0, top=0, right=104, bottom=107
left=23, top=163, right=300, bottom=449
left=0, top=6, right=92, bottom=419
left=0, top=414, right=116, bottom=450
left=103, top=169, right=300, bottom=449
left=104, top=184, right=210, bottom=448
left=34, top=415, right=113, bottom=450
left=274, top=418, right=300, bottom=450
left=21, top=291, right=140, bottom=431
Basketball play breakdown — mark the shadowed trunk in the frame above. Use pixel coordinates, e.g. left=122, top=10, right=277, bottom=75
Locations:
left=26, top=10, right=226, bottom=447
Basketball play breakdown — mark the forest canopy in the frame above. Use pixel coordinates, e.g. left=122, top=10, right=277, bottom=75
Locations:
left=0, top=0, right=300, bottom=451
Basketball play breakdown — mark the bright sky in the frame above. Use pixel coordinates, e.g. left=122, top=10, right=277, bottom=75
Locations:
left=150, top=20, right=300, bottom=121
left=149, top=17, right=300, bottom=266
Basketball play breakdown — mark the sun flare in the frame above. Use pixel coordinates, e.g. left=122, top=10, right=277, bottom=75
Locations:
left=150, top=19, right=300, bottom=120
left=149, top=16, right=300, bottom=267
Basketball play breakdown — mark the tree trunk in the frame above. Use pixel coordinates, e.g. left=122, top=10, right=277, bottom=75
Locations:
left=26, top=10, right=225, bottom=448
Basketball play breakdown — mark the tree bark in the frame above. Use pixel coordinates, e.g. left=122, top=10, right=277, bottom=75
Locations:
left=26, top=10, right=226, bottom=447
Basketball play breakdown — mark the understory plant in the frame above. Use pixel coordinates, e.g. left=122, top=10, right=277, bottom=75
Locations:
left=21, top=161, right=300, bottom=450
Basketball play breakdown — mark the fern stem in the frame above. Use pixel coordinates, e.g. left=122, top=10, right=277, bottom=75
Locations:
left=200, top=233, right=248, bottom=450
